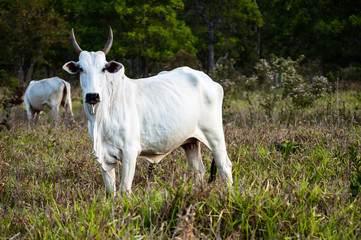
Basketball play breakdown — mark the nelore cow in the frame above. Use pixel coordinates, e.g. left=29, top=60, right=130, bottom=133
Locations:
left=63, top=27, right=232, bottom=196
left=24, top=77, right=73, bottom=120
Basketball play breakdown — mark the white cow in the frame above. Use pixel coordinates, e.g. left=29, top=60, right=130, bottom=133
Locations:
left=24, top=77, right=73, bottom=120
left=63, top=27, right=232, bottom=196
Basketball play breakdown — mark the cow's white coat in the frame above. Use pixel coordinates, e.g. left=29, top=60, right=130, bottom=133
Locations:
left=63, top=51, right=232, bottom=196
left=24, top=77, right=73, bottom=120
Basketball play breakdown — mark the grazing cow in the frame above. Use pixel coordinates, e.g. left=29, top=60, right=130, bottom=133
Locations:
left=63, top=27, right=232, bottom=196
left=24, top=77, right=73, bottom=120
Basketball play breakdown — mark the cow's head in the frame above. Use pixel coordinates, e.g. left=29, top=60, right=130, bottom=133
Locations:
left=63, top=27, right=122, bottom=111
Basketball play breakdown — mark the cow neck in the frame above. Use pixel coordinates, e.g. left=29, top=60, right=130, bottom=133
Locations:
left=94, top=72, right=135, bottom=134
left=92, top=72, right=122, bottom=161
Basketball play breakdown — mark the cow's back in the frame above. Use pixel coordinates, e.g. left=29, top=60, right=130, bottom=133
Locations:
left=25, top=77, right=64, bottom=110
left=137, top=66, right=222, bottom=106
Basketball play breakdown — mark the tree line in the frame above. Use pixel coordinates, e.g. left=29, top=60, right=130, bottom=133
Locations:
left=0, top=0, right=361, bottom=87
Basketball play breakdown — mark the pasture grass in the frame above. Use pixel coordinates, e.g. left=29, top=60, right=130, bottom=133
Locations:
left=1, top=89, right=361, bottom=239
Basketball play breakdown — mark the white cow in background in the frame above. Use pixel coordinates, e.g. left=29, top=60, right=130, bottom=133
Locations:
left=63, top=27, right=232, bottom=196
left=24, top=77, right=73, bottom=120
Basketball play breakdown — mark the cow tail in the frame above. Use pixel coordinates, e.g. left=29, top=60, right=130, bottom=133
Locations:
left=24, top=92, right=32, bottom=120
left=208, top=158, right=217, bottom=183
left=61, top=80, right=69, bottom=108
left=60, top=81, right=66, bottom=107
left=61, top=80, right=73, bottom=118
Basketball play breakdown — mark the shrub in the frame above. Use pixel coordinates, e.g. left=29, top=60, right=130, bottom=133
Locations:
left=211, top=58, right=245, bottom=97
left=0, top=70, right=19, bottom=90
left=251, top=56, right=330, bottom=109
left=162, top=50, right=202, bottom=71
left=341, top=65, right=361, bottom=82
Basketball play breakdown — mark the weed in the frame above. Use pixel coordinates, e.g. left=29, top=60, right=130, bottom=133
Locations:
left=348, top=142, right=361, bottom=199
left=272, top=140, right=301, bottom=160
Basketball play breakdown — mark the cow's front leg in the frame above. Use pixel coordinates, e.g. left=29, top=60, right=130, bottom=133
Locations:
left=119, top=149, right=138, bottom=196
left=100, top=167, right=116, bottom=197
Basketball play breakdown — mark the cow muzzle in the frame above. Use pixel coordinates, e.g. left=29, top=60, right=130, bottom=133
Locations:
left=85, top=93, right=100, bottom=105
left=85, top=93, right=100, bottom=115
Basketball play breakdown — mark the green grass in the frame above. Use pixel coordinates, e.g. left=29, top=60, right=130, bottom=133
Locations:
left=1, top=89, right=361, bottom=239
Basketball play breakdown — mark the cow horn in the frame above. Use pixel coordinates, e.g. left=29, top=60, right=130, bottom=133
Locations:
left=102, top=26, right=113, bottom=55
left=70, top=28, right=82, bottom=55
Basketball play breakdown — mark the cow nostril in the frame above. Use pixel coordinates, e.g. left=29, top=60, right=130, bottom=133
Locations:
left=85, top=93, right=100, bottom=104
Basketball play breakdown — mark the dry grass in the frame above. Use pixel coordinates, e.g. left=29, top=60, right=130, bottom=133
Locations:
left=1, top=89, right=361, bottom=239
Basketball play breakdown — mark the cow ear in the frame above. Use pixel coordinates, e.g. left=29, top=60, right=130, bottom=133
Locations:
left=63, top=61, right=80, bottom=74
left=105, top=61, right=122, bottom=73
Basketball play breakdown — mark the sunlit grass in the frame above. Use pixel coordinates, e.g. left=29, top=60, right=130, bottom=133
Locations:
left=1, top=89, right=361, bottom=238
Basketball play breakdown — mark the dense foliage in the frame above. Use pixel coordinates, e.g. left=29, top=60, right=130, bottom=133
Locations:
left=0, top=0, right=361, bottom=85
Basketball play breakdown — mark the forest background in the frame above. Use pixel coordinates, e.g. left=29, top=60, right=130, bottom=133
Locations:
left=1, top=0, right=361, bottom=88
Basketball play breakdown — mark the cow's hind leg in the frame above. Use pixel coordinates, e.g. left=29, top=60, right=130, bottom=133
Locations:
left=25, top=103, right=33, bottom=120
left=203, top=129, right=233, bottom=185
left=33, top=110, right=41, bottom=122
left=50, top=103, right=61, bottom=121
left=50, top=92, right=63, bottom=121
left=182, top=140, right=206, bottom=184
left=100, top=167, right=116, bottom=197
left=211, top=148, right=232, bottom=184
left=25, top=102, right=38, bottom=121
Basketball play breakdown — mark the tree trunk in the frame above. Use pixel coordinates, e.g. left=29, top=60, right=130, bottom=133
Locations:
left=257, top=27, right=261, bottom=57
left=141, top=57, right=148, bottom=77
left=25, top=56, right=38, bottom=83
left=17, top=55, right=38, bottom=87
left=255, top=0, right=261, bottom=57
left=208, top=24, right=215, bottom=73
left=320, top=51, right=325, bottom=76
left=18, top=56, right=25, bottom=85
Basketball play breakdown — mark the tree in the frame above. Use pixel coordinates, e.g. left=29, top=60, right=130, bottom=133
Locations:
left=52, top=0, right=121, bottom=52
left=259, top=0, right=361, bottom=74
left=184, top=0, right=263, bottom=72
left=0, top=0, right=67, bottom=86
left=114, top=0, right=197, bottom=76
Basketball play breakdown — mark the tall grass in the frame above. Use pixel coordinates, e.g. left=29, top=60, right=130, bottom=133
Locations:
left=224, top=90, right=361, bottom=128
left=1, top=89, right=361, bottom=239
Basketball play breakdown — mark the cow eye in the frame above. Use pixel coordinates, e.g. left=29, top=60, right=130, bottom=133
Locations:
left=102, top=68, right=106, bottom=72
left=79, top=67, right=83, bottom=72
